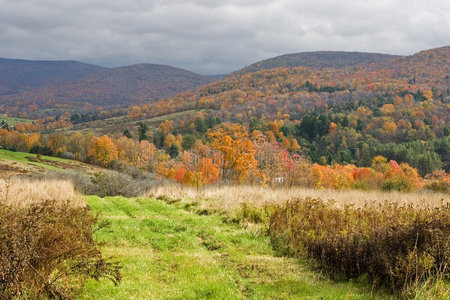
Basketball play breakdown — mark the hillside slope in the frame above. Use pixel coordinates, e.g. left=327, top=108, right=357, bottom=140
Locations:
left=0, top=58, right=105, bottom=95
left=0, top=64, right=215, bottom=117
left=123, top=46, right=449, bottom=173
left=234, top=51, right=399, bottom=75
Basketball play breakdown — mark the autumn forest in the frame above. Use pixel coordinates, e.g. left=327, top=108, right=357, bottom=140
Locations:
left=1, top=46, right=449, bottom=191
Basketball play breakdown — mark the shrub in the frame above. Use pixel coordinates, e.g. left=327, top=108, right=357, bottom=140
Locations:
left=21, top=170, right=161, bottom=198
left=60, top=151, right=75, bottom=159
left=268, top=198, right=449, bottom=296
left=0, top=200, right=121, bottom=299
left=30, top=145, right=52, bottom=156
left=424, top=170, right=450, bottom=194
left=91, top=172, right=143, bottom=197
left=424, top=180, right=450, bottom=194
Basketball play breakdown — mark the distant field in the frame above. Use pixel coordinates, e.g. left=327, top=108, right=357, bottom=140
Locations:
left=0, top=149, right=105, bottom=177
left=66, top=110, right=200, bottom=137
left=0, top=115, right=35, bottom=125
left=0, top=149, right=64, bottom=171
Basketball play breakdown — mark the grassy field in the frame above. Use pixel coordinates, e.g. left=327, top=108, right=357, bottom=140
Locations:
left=0, top=149, right=107, bottom=178
left=0, top=115, right=35, bottom=125
left=0, top=149, right=65, bottom=171
left=1, top=173, right=447, bottom=298
left=81, top=195, right=392, bottom=299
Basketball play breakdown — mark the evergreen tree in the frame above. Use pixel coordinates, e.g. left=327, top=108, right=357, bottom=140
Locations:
left=123, top=129, right=132, bottom=138
left=138, top=122, right=148, bottom=141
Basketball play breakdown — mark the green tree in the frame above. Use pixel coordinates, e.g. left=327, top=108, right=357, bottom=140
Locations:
left=182, top=134, right=196, bottom=150
left=358, top=143, right=372, bottom=167
left=138, top=122, right=148, bottom=141
left=123, top=129, right=132, bottom=138
left=194, top=117, right=207, bottom=133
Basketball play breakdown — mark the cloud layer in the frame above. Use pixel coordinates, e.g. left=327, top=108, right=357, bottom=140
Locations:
left=0, top=0, right=449, bottom=74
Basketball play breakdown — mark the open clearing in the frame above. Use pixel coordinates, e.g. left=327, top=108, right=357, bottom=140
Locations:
left=65, top=110, right=200, bottom=137
left=0, top=115, right=35, bottom=126
left=81, top=196, right=392, bottom=299
left=0, top=149, right=106, bottom=178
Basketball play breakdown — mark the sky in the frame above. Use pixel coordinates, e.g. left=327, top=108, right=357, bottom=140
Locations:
left=0, top=0, right=449, bottom=75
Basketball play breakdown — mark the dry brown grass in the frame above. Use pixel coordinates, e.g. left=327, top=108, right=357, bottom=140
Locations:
left=0, top=178, right=85, bottom=207
left=146, top=184, right=450, bottom=215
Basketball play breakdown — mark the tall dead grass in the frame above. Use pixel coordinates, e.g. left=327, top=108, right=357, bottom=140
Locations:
left=0, top=178, right=120, bottom=298
left=146, top=184, right=449, bottom=215
left=0, top=178, right=85, bottom=207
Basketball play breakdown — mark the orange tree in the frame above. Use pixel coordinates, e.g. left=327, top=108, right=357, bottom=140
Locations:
left=207, top=123, right=259, bottom=183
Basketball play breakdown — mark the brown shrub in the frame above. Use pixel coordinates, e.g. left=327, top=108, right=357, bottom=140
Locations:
left=268, top=198, right=450, bottom=296
left=0, top=184, right=121, bottom=299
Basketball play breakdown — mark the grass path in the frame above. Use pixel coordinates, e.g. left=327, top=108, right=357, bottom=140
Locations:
left=81, top=196, right=392, bottom=299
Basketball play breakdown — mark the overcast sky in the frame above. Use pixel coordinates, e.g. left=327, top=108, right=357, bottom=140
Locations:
left=0, top=0, right=449, bottom=74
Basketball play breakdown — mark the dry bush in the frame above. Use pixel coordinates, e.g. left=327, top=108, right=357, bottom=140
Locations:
left=0, top=179, right=121, bottom=299
left=90, top=172, right=147, bottom=197
left=268, top=198, right=450, bottom=297
left=0, top=178, right=84, bottom=207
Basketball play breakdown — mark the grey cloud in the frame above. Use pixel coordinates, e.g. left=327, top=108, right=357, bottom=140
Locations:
left=0, top=0, right=449, bottom=74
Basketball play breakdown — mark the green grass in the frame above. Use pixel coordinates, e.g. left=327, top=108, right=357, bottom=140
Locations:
left=143, top=110, right=199, bottom=124
left=0, top=116, right=35, bottom=125
left=81, top=196, right=393, bottom=299
left=0, top=149, right=66, bottom=170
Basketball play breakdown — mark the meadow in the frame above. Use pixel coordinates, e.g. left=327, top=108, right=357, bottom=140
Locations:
left=0, top=149, right=66, bottom=171
left=81, top=195, right=392, bottom=299
left=146, top=184, right=449, bottom=223
left=1, top=176, right=448, bottom=299
left=0, top=116, right=35, bottom=126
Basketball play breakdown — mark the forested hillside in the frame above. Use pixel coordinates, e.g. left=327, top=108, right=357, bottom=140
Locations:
left=1, top=46, right=449, bottom=188
left=0, top=58, right=105, bottom=95
left=124, top=46, right=449, bottom=177
left=234, top=51, right=399, bottom=75
left=0, top=63, right=215, bottom=118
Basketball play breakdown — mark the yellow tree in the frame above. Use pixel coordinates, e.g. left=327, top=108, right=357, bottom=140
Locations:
left=138, top=140, right=157, bottom=170
left=116, top=136, right=140, bottom=166
left=88, top=135, right=118, bottom=166
left=290, top=138, right=301, bottom=152
left=67, top=133, right=83, bottom=159
left=26, top=133, right=40, bottom=151
left=47, top=133, right=67, bottom=155
left=159, top=120, right=173, bottom=135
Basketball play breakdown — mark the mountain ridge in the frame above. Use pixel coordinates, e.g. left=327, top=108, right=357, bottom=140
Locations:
left=0, top=58, right=106, bottom=95
left=234, top=51, right=401, bottom=75
left=0, top=63, right=215, bottom=117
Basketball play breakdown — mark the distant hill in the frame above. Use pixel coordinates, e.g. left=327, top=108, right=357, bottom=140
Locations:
left=130, top=46, right=450, bottom=129
left=398, top=45, right=450, bottom=65
left=120, top=46, right=449, bottom=173
left=380, top=45, right=450, bottom=76
left=234, top=51, right=400, bottom=75
left=0, top=63, right=215, bottom=117
left=0, top=58, right=105, bottom=95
